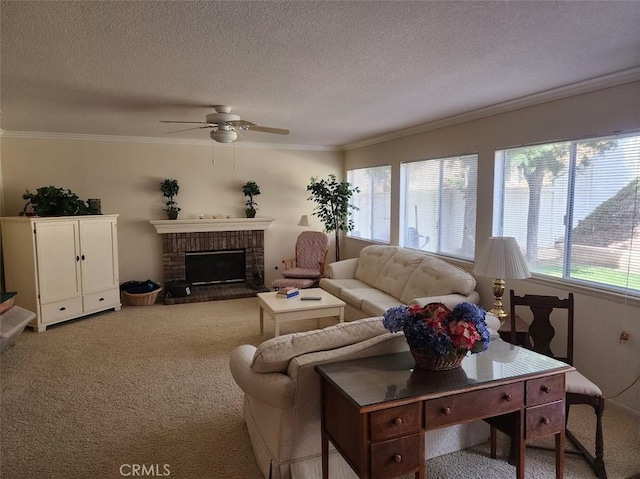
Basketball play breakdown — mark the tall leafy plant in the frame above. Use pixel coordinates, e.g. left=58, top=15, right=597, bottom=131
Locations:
left=160, top=178, right=181, bottom=219
left=307, top=174, right=359, bottom=262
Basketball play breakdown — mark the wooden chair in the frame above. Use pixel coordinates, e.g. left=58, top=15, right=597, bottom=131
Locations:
left=490, top=290, right=606, bottom=478
left=270, top=231, right=329, bottom=290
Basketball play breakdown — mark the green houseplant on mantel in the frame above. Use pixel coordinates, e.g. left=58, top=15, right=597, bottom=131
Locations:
left=161, top=178, right=181, bottom=220
left=242, top=180, right=261, bottom=218
left=307, top=174, right=359, bottom=262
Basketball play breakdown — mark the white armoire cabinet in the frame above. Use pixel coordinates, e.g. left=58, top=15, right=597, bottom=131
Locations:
left=1, top=215, right=121, bottom=332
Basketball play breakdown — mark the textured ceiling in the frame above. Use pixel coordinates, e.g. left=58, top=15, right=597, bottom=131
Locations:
left=1, top=1, right=640, bottom=148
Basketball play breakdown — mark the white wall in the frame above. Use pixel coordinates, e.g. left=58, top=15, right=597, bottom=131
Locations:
left=344, top=81, right=640, bottom=414
left=0, top=137, right=343, bottom=286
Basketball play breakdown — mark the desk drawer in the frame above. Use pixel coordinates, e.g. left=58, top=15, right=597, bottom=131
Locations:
left=370, top=403, right=421, bottom=441
left=526, top=400, right=564, bottom=439
left=370, top=433, right=421, bottom=479
left=424, top=383, right=523, bottom=429
left=526, top=374, right=564, bottom=406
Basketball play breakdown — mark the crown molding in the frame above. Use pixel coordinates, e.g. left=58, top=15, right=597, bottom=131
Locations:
left=1, top=130, right=341, bottom=152
left=345, top=67, right=640, bottom=151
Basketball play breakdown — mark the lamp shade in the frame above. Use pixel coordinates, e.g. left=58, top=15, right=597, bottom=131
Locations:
left=297, top=215, right=309, bottom=227
left=473, top=237, right=531, bottom=280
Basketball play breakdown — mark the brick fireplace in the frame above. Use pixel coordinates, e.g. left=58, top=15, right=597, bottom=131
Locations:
left=150, top=218, right=274, bottom=304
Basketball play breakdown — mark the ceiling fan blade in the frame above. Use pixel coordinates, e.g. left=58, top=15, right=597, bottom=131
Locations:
left=229, top=120, right=256, bottom=127
left=165, top=126, right=211, bottom=134
left=234, top=128, right=245, bottom=141
left=160, top=120, right=210, bottom=125
left=247, top=125, right=290, bottom=135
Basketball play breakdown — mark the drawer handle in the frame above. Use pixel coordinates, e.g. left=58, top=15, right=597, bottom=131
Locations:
left=503, top=393, right=512, bottom=402
left=542, top=417, right=551, bottom=425
left=76, top=255, right=80, bottom=262
left=99, top=297, right=105, bottom=301
left=393, top=454, right=402, bottom=463
left=393, top=417, right=403, bottom=427
left=441, top=407, right=451, bottom=416
left=541, top=385, right=551, bottom=393
left=81, top=254, right=86, bottom=261
left=59, top=307, right=66, bottom=311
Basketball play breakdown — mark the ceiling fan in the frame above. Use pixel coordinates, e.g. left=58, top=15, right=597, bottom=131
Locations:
left=160, top=105, right=290, bottom=143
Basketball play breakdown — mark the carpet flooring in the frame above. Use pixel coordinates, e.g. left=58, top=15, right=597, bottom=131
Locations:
left=1, top=298, right=638, bottom=478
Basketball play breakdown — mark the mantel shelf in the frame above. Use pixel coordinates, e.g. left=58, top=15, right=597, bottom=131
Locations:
left=150, top=217, right=275, bottom=234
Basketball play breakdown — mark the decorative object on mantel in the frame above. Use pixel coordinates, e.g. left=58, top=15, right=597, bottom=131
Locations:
left=473, top=236, right=531, bottom=322
left=160, top=178, right=181, bottom=220
left=242, top=180, right=261, bottom=218
left=307, top=174, right=359, bottom=262
left=382, top=302, right=490, bottom=371
left=19, top=186, right=101, bottom=217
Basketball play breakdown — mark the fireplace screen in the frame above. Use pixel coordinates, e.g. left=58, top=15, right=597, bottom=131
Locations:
left=185, top=249, right=246, bottom=285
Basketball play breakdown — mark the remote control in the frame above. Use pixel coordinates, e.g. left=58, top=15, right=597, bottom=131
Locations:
left=301, top=296, right=322, bottom=301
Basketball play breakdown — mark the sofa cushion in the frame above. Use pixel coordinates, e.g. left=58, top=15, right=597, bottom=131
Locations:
left=375, top=249, right=424, bottom=299
left=340, top=288, right=399, bottom=310
left=400, top=256, right=477, bottom=304
left=355, top=245, right=400, bottom=287
left=251, top=317, right=387, bottom=373
left=319, top=278, right=370, bottom=299
left=361, top=298, right=404, bottom=317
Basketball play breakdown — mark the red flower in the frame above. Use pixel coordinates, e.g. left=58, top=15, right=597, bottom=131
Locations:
left=449, top=320, right=480, bottom=349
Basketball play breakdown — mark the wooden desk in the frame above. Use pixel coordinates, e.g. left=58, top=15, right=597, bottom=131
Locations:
left=316, top=341, right=573, bottom=479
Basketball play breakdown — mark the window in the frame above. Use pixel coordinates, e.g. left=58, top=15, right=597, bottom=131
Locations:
left=400, top=154, right=477, bottom=260
left=494, top=132, right=640, bottom=296
left=347, top=166, right=391, bottom=243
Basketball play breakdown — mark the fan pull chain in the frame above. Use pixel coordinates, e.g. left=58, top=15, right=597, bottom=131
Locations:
left=233, top=143, right=237, bottom=170
left=211, top=141, right=215, bottom=166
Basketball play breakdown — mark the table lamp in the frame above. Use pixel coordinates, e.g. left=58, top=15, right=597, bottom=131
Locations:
left=473, top=237, right=531, bottom=321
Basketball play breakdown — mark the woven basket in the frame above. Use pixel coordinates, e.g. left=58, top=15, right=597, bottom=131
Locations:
left=410, top=348, right=467, bottom=371
left=123, top=288, right=162, bottom=306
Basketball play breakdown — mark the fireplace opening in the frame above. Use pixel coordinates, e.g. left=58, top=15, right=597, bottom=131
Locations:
left=185, top=249, right=246, bottom=285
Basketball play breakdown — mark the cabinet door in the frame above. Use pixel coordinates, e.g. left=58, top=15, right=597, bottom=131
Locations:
left=79, top=218, right=118, bottom=294
left=34, top=221, right=82, bottom=303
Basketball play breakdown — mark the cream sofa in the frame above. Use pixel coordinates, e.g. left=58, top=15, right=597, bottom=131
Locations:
left=230, top=315, right=501, bottom=479
left=320, top=245, right=480, bottom=321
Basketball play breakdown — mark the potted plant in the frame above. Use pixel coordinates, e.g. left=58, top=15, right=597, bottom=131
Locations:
left=161, top=178, right=181, bottom=220
left=242, top=180, right=261, bottom=218
left=307, top=174, right=359, bottom=261
left=19, top=186, right=99, bottom=217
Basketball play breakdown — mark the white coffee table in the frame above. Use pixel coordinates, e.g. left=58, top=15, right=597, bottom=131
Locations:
left=257, top=288, right=346, bottom=337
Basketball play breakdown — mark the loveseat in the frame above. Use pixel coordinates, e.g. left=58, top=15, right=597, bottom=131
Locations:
left=230, top=315, right=501, bottom=479
left=320, top=245, right=480, bottom=321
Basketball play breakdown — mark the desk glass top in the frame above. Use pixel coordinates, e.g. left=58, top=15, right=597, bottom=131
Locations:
left=315, top=340, right=573, bottom=408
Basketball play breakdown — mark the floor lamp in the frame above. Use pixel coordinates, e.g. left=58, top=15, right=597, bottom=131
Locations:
left=473, top=237, right=531, bottom=321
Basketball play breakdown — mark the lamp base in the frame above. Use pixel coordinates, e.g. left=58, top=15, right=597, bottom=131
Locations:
left=490, top=278, right=507, bottom=322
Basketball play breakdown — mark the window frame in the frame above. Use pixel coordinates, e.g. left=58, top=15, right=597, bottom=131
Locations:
left=346, top=165, right=392, bottom=244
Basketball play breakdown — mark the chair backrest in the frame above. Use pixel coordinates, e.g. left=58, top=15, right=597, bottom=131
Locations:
left=295, top=231, right=330, bottom=271
left=509, top=290, right=574, bottom=365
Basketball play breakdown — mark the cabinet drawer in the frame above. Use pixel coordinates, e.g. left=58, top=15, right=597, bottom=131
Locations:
left=526, top=400, right=564, bottom=439
left=83, top=288, right=120, bottom=313
left=424, top=382, right=523, bottom=430
left=526, top=374, right=564, bottom=406
left=41, top=297, right=83, bottom=324
left=370, top=403, right=421, bottom=441
left=370, top=433, right=421, bottom=479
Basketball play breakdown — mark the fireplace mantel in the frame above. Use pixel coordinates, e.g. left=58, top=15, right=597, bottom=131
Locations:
left=150, top=217, right=275, bottom=234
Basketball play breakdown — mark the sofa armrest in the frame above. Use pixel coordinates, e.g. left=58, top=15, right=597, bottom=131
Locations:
left=408, top=291, right=480, bottom=310
left=325, top=258, right=358, bottom=279
left=229, top=345, right=297, bottom=409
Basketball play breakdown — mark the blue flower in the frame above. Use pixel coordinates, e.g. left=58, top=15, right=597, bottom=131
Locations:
left=452, top=302, right=485, bottom=325
left=382, top=305, right=412, bottom=333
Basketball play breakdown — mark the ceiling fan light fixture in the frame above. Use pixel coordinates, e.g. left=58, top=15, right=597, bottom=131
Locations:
left=210, top=129, right=238, bottom=143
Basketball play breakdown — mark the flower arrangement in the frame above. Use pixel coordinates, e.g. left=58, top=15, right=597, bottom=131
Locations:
left=383, top=302, right=490, bottom=370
